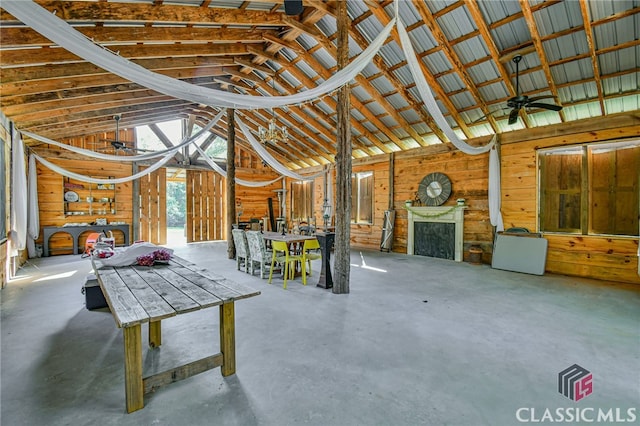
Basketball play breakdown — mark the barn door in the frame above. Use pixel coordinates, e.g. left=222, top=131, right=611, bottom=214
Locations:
left=186, top=170, right=226, bottom=242
left=139, top=167, right=167, bottom=245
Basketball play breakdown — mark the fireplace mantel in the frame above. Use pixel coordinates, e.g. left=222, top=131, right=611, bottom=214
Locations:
left=407, top=206, right=466, bottom=262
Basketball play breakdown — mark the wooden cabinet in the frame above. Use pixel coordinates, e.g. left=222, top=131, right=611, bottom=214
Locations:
left=63, top=177, right=117, bottom=217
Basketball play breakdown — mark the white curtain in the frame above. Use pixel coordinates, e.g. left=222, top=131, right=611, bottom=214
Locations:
left=27, top=154, right=40, bottom=258
left=9, top=128, right=27, bottom=257
left=194, top=144, right=284, bottom=188
left=489, top=145, right=505, bottom=232
left=2, top=1, right=395, bottom=110
left=32, top=152, right=174, bottom=185
left=396, top=18, right=494, bottom=155
left=236, top=115, right=326, bottom=181
left=19, top=110, right=224, bottom=162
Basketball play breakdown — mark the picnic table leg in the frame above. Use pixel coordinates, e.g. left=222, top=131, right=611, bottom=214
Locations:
left=149, top=320, right=161, bottom=348
left=123, top=324, right=144, bottom=413
left=219, top=302, right=236, bottom=376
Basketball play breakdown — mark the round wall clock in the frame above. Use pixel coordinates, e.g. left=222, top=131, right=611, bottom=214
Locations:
left=418, top=172, right=452, bottom=206
left=64, top=190, right=79, bottom=202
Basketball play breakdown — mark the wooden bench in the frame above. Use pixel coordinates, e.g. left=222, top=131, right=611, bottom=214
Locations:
left=92, top=255, right=260, bottom=413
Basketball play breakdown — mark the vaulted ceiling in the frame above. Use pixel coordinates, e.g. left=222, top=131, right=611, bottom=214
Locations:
left=1, top=0, right=638, bottom=169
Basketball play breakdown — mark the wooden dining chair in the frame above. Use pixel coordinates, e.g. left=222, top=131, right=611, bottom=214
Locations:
left=268, top=240, right=305, bottom=289
left=246, top=230, right=272, bottom=279
left=231, top=229, right=250, bottom=273
left=302, top=238, right=321, bottom=276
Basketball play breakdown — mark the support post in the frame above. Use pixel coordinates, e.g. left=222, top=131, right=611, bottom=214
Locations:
left=333, top=0, right=351, bottom=294
left=227, top=106, right=236, bottom=259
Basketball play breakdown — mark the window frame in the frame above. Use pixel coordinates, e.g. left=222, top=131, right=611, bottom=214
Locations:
left=351, top=171, right=374, bottom=225
left=290, top=180, right=313, bottom=222
left=537, top=139, right=640, bottom=238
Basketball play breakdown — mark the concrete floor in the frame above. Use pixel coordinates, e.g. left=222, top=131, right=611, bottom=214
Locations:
left=1, top=242, right=639, bottom=426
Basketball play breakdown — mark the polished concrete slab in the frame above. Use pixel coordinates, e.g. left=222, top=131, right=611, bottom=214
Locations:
left=2, top=242, right=639, bottom=426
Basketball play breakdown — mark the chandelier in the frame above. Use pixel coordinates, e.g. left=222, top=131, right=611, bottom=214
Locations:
left=259, top=115, right=288, bottom=145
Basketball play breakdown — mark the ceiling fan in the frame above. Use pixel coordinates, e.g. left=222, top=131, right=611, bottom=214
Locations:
left=98, top=115, right=151, bottom=154
left=505, top=54, right=563, bottom=125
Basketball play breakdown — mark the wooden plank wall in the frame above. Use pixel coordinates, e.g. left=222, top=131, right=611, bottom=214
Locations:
left=236, top=168, right=283, bottom=229
left=500, top=113, right=640, bottom=284
left=36, top=158, right=133, bottom=254
left=186, top=170, right=225, bottom=242
left=391, top=148, right=493, bottom=261
left=139, top=167, right=167, bottom=245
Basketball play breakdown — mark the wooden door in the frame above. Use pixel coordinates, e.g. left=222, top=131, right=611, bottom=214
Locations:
left=186, top=170, right=226, bottom=242
left=139, top=167, right=167, bottom=245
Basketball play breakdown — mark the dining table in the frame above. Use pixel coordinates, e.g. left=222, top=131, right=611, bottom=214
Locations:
left=261, top=231, right=318, bottom=278
left=91, top=255, right=260, bottom=413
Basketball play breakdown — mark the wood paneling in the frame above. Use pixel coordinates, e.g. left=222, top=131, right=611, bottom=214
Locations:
left=501, top=120, right=640, bottom=284
left=185, top=170, right=225, bottom=242
left=389, top=149, right=494, bottom=260
left=36, top=157, right=133, bottom=254
left=139, top=167, right=167, bottom=245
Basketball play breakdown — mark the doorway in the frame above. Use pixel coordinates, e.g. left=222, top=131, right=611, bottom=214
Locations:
left=166, top=168, right=187, bottom=246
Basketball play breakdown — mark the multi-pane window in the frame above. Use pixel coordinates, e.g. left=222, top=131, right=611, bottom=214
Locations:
left=351, top=171, right=373, bottom=224
left=290, top=181, right=313, bottom=221
left=539, top=140, right=639, bottom=236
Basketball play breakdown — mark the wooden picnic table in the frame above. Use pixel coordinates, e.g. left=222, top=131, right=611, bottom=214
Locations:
left=92, top=255, right=260, bottom=413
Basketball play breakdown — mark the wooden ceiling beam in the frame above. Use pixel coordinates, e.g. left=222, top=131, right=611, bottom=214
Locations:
left=369, top=2, right=474, bottom=140
left=0, top=56, right=236, bottom=85
left=578, top=1, right=605, bottom=115
left=1, top=65, right=233, bottom=98
left=246, top=46, right=389, bottom=156
left=1, top=2, right=284, bottom=26
left=256, top=7, right=399, bottom=155
left=518, top=0, right=566, bottom=124
left=412, top=0, right=499, bottom=133
left=293, top=17, right=421, bottom=150
left=464, top=0, right=516, bottom=99
left=0, top=26, right=277, bottom=48
left=21, top=99, right=196, bottom=133
left=147, top=122, right=185, bottom=163
left=0, top=42, right=251, bottom=67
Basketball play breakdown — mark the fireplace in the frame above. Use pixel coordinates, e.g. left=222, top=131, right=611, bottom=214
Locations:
left=407, top=206, right=465, bottom=262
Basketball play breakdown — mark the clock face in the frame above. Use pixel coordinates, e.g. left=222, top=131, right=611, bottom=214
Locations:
left=418, top=173, right=452, bottom=206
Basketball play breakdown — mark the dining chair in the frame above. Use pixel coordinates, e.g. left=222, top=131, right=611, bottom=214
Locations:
left=302, top=238, right=321, bottom=276
left=246, top=230, right=272, bottom=279
left=268, top=240, right=305, bottom=289
left=231, top=229, right=250, bottom=273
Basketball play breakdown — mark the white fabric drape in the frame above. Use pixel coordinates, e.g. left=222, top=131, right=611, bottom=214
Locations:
left=33, top=152, right=174, bottom=184
left=488, top=145, right=505, bottom=232
left=2, top=1, right=395, bottom=110
left=194, top=144, right=284, bottom=187
left=9, top=128, right=27, bottom=256
left=397, top=19, right=494, bottom=155
left=20, top=110, right=224, bottom=162
left=235, top=115, right=326, bottom=181
left=27, top=154, right=40, bottom=258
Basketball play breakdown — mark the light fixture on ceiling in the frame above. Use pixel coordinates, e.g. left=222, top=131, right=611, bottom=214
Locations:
left=258, top=78, right=288, bottom=145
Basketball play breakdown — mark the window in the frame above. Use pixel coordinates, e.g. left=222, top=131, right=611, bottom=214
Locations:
left=539, top=140, right=639, bottom=236
left=290, top=181, right=313, bottom=221
left=351, top=171, right=374, bottom=224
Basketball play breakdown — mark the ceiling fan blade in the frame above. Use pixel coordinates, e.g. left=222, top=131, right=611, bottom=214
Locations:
left=527, top=102, right=563, bottom=111
left=527, top=95, right=556, bottom=102
left=508, top=108, right=520, bottom=125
